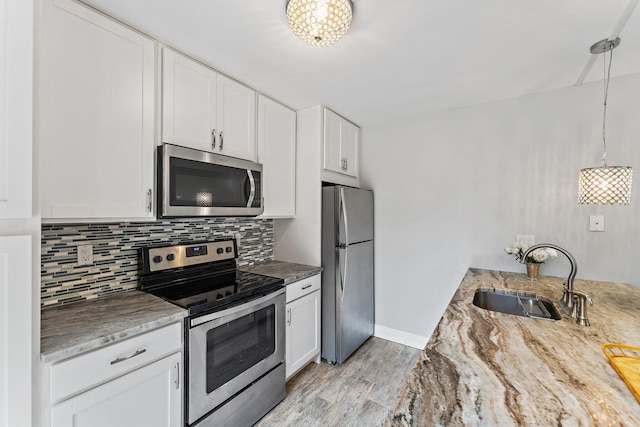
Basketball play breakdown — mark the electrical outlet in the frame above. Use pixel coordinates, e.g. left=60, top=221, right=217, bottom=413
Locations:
left=516, top=235, right=535, bottom=247
left=77, top=244, right=94, bottom=266
left=589, top=215, right=605, bottom=232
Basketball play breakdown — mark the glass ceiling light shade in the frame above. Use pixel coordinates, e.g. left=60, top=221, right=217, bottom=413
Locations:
left=578, top=38, right=633, bottom=205
left=286, top=0, right=353, bottom=48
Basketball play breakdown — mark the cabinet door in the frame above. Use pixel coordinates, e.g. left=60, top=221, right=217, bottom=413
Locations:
left=286, top=290, right=320, bottom=379
left=0, top=0, right=32, bottom=219
left=0, top=236, right=32, bottom=427
left=161, top=48, right=218, bottom=152
left=51, top=353, right=181, bottom=427
left=217, top=75, right=257, bottom=161
left=257, top=95, right=296, bottom=218
left=323, top=108, right=343, bottom=174
left=323, top=108, right=359, bottom=178
left=341, top=120, right=359, bottom=178
left=39, top=0, right=155, bottom=220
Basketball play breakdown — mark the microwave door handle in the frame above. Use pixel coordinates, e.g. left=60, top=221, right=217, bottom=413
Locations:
left=246, top=170, right=256, bottom=208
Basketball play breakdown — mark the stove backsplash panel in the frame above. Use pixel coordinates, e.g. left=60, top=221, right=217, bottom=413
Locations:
left=41, top=218, right=273, bottom=308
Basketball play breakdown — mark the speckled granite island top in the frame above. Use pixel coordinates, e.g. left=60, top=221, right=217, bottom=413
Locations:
left=386, top=268, right=640, bottom=426
left=239, top=260, right=322, bottom=285
left=41, top=290, right=187, bottom=364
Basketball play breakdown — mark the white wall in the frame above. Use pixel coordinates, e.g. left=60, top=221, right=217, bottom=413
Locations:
left=360, top=72, right=640, bottom=341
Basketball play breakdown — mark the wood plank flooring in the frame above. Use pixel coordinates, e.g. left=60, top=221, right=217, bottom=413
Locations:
left=257, top=337, right=421, bottom=427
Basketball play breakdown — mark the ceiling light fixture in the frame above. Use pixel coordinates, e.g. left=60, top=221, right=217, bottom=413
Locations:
left=286, top=0, right=353, bottom=48
left=578, top=38, right=633, bottom=205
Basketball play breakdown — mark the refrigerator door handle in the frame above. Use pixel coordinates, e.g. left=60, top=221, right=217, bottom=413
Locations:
left=339, top=187, right=349, bottom=246
left=338, top=247, right=348, bottom=302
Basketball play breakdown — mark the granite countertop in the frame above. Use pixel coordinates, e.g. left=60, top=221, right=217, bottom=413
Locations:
left=239, top=260, right=323, bottom=285
left=386, top=268, right=640, bottom=426
left=41, top=290, right=187, bottom=364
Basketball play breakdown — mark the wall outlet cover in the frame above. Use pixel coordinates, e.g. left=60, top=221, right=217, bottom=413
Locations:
left=77, top=244, right=94, bottom=266
left=589, top=215, right=605, bottom=232
left=516, top=235, right=535, bottom=247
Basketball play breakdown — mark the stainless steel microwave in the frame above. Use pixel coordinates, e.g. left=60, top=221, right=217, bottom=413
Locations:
left=157, top=143, right=263, bottom=217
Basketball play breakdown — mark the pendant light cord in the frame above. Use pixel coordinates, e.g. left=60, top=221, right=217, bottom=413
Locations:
left=601, top=43, right=614, bottom=168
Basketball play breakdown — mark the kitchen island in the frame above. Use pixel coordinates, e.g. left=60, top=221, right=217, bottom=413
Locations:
left=386, top=268, right=640, bottom=426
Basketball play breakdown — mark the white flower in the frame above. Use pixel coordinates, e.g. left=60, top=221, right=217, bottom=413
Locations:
left=545, top=248, right=558, bottom=258
left=531, top=249, right=549, bottom=263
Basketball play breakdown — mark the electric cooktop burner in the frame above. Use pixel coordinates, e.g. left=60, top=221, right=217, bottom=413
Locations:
left=138, top=240, right=284, bottom=316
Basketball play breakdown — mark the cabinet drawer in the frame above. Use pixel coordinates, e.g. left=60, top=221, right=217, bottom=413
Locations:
left=286, top=274, right=321, bottom=303
left=50, top=322, right=182, bottom=403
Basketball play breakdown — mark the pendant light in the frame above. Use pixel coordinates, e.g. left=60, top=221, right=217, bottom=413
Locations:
left=578, top=38, right=633, bottom=205
left=286, top=0, right=353, bottom=48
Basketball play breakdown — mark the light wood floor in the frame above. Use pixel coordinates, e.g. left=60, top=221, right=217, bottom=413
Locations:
left=257, top=337, right=421, bottom=427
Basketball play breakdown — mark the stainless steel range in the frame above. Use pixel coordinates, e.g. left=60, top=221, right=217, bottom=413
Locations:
left=139, top=239, right=285, bottom=427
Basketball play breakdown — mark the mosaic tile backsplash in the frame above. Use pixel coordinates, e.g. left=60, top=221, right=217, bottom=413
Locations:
left=41, top=218, right=274, bottom=308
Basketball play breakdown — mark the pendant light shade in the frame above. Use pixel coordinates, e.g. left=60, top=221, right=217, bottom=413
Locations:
left=578, top=166, right=633, bottom=205
left=286, top=0, right=352, bottom=48
left=578, top=38, right=633, bottom=205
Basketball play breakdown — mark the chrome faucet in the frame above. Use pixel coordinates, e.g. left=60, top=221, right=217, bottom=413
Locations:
left=521, top=244, right=578, bottom=317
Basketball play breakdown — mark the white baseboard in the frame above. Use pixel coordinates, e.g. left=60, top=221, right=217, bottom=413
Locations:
left=374, top=324, right=428, bottom=349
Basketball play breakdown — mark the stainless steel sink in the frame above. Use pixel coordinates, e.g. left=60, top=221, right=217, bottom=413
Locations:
left=472, top=288, right=561, bottom=321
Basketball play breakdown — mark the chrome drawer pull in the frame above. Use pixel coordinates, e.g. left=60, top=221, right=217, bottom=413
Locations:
left=110, top=348, right=147, bottom=365
left=301, top=284, right=312, bottom=290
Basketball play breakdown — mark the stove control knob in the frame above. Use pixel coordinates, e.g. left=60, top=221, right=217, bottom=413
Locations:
left=225, top=291, right=232, bottom=296
left=166, top=254, right=175, bottom=261
left=216, top=293, right=224, bottom=299
left=216, top=248, right=224, bottom=254
left=152, top=255, right=163, bottom=263
left=225, top=247, right=232, bottom=253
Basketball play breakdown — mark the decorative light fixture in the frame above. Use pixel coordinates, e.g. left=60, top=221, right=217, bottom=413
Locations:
left=286, top=0, right=353, bottom=48
left=578, top=38, right=633, bottom=205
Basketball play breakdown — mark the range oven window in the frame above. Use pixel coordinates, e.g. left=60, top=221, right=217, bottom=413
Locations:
left=170, top=157, right=261, bottom=208
left=205, top=304, right=276, bottom=393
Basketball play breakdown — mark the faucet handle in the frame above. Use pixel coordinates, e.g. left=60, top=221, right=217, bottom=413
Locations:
left=574, top=291, right=593, bottom=305
left=572, top=291, right=592, bottom=326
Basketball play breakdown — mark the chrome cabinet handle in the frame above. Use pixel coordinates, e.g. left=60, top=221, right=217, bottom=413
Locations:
left=287, top=308, right=291, bottom=326
left=211, top=129, right=216, bottom=150
left=147, top=189, right=152, bottom=212
left=173, top=362, right=180, bottom=390
left=219, top=131, right=224, bottom=150
left=110, top=348, right=147, bottom=365
left=301, top=284, right=312, bottom=290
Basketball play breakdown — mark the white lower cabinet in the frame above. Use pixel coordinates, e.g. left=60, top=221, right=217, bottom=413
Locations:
left=285, top=274, right=321, bottom=380
left=51, top=353, right=181, bottom=427
left=43, top=323, right=183, bottom=427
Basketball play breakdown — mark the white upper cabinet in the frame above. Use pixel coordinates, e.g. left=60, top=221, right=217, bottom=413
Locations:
left=257, top=95, right=296, bottom=218
left=0, top=0, right=32, bottom=219
left=323, top=108, right=359, bottom=179
left=161, top=48, right=257, bottom=161
left=39, top=0, right=155, bottom=221
left=161, top=48, right=217, bottom=152
left=217, top=75, right=257, bottom=161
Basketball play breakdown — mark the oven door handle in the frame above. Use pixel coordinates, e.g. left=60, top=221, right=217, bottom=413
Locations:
left=190, top=287, right=285, bottom=327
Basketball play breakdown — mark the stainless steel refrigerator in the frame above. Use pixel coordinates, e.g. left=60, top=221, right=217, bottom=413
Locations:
left=321, top=185, right=374, bottom=364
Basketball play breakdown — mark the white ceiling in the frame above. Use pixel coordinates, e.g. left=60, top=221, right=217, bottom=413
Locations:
left=79, top=0, right=640, bottom=127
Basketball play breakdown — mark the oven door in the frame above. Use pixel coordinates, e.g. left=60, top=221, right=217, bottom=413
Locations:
left=187, top=288, right=285, bottom=425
